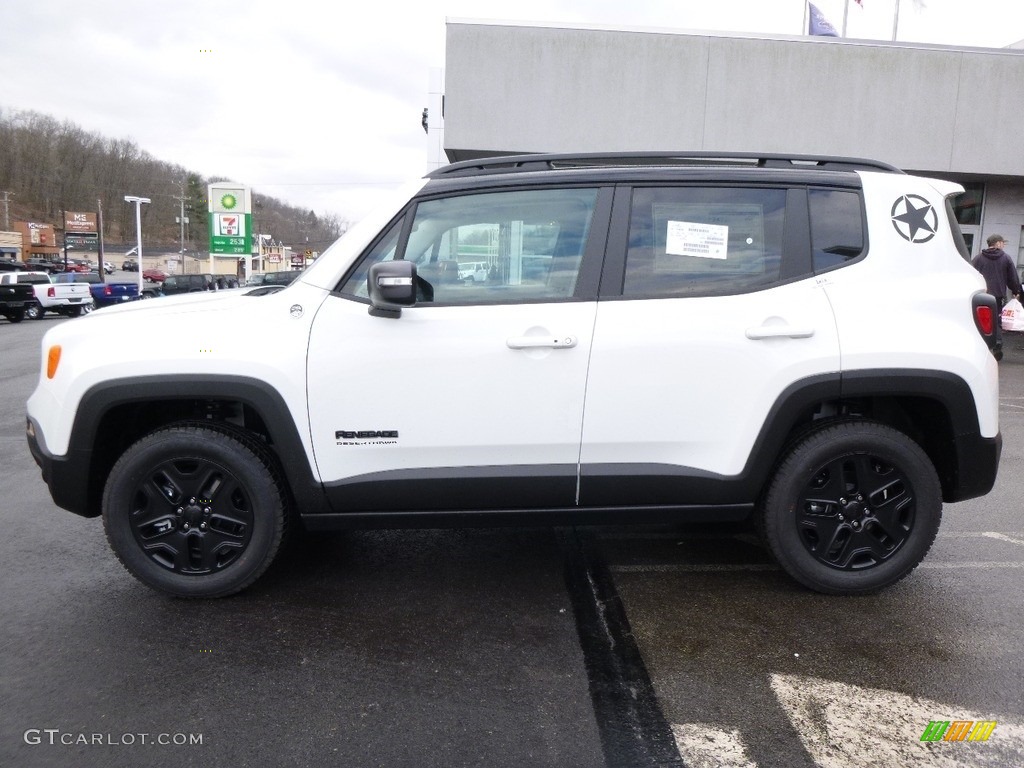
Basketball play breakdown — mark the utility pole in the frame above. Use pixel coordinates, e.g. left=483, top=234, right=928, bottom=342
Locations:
left=97, top=198, right=105, bottom=281
left=61, top=208, right=69, bottom=272
left=173, top=178, right=189, bottom=274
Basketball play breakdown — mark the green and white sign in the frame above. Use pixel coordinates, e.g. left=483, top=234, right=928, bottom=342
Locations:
left=208, top=183, right=252, bottom=255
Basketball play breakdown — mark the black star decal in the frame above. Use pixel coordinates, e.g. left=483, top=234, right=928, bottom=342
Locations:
left=890, top=195, right=937, bottom=243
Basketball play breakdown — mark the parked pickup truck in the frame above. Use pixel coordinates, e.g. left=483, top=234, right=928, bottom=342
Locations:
left=53, top=272, right=139, bottom=308
left=0, top=278, right=34, bottom=323
left=0, top=271, right=93, bottom=319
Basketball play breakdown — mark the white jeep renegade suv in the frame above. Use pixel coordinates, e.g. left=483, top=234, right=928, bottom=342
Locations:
left=26, top=153, right=1002, bottom=598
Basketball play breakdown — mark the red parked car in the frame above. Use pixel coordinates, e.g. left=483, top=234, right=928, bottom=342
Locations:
left=142, top=269, right=167, bottom=282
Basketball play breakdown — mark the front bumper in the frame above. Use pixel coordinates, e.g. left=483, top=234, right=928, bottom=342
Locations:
left=26, top=416, right=97, bottom=518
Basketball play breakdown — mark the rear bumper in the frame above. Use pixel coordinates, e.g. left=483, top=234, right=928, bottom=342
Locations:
left=93, top=295, right=139, bottom=307
left=949, top=431, right=1002, bottom=502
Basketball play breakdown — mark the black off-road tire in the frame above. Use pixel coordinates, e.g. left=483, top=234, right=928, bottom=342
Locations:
left=24, top=301, right=44, bottom=320
left=102, top=424, right=289, bottom=598
left=762, top=421, right=942, bottom=595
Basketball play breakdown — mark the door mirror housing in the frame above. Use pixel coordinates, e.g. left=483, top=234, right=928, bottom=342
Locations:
left=368, top=261, right=417, bottom=318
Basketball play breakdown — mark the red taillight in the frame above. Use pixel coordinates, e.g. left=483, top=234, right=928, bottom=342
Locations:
left=975, top=305, right=994, bottom=335
left=104, top=285, right=112, bottom=295
left=47, top=286, right=55, bottom=298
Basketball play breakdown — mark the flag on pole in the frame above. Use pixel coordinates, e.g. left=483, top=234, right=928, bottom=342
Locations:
left=808, top=3, right=840, bottom=36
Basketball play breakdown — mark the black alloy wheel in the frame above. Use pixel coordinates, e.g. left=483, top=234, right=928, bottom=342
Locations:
left=762, top=421, right=942, bottom=595
left=103, top=424, right=288, bottom=598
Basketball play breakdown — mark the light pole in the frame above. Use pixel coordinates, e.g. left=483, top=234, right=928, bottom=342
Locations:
left=124, top=195, right=150, bottom=295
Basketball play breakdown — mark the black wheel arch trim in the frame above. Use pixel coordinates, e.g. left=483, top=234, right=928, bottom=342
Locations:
left=839, top=368, right=1000, bottom=502
left=31, top=375, right=329, bottom=519
left=840, top=369, right=983, bottom=434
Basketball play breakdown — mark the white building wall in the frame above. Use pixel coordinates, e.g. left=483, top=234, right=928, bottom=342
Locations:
left=443, top=19, right=1024, bottom=268
left=444, top=20, right=1024, bottom=178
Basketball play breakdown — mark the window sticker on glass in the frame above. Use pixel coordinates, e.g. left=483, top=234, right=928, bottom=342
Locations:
left=666, top=221, right=729, bottom=260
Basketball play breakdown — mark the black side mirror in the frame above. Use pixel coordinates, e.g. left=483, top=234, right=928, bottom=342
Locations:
left=368, top=261, right=417, bottom=318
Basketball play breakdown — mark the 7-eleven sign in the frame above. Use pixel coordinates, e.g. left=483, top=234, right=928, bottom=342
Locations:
left=216, top=213, right=244, bottom=236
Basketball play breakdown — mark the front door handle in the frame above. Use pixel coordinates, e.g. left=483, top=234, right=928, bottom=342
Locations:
left=745, top=325, right=815, bottom=340
left=506, top=335, right=578, bottom=349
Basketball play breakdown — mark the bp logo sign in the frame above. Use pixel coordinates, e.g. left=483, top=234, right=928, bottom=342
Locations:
left=890, top=194, right=938, bottom=243
left=219, top=193, right=238, bottom=210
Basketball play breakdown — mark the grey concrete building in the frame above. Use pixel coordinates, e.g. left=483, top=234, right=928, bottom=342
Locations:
left=443, top=19, right=1024, bottom=262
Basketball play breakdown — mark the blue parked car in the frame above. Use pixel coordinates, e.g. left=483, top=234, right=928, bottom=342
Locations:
left=53, top=272, right=140, bottom=307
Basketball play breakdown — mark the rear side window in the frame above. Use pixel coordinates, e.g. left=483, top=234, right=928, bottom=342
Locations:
left=623, top=187, right=786, bottom=297
left=809, top=189, right=865, bottom=271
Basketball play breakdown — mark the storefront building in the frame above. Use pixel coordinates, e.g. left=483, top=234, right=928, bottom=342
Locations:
left=0, top=230, right=21, bottom=261
left=13, top=221, right=60, bottom=261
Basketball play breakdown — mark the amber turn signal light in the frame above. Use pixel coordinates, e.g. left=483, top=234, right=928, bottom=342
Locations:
left=46, top=345, right=62, bottom=379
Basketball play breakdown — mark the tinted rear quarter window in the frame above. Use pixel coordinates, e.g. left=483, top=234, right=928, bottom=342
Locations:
left=809, top=188, right=865, bottom=271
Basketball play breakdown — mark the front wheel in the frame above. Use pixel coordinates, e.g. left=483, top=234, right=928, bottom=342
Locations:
left=103, top=424, right=289, bottom=598
left=762, top=421, right=941, bottom=595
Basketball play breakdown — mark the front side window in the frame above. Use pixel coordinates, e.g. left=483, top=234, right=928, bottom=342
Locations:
left=340, top=188, right=598, bottom=305
left=623, top=186, right=786, bottom=297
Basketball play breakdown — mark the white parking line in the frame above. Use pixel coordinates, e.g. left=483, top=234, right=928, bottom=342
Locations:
left=771, top=674, right=1024, bottom=767
left=672, top=676, right=1024, bottom=768
left=938, top=532, right=1024, bottom=541
left=918, top=562, right=1024, bottom=569
left=612, top=561, right=1024, bottom=574
left=671, top=724, right=758, bottom=768
left=607, top=532, right=1024, bottom=574
left=980, top=532, right=1024, bottom=547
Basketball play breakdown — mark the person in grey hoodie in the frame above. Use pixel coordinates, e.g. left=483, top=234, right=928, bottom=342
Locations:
left=972, top=234, right=1021, bottom=311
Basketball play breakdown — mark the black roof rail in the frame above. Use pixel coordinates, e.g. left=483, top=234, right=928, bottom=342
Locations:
left=429, top=151, right=905, bottom=177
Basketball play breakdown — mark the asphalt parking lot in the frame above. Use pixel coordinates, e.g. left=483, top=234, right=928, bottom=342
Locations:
left=2, top=314, right=1022, bottom=768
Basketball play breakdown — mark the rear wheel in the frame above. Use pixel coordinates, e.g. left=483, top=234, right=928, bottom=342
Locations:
left=762, top=421, right=941, bottom=595
left=24, top=301, right=44, bottom=320
left=103, top=424, right=289, bottom=598
left=5, top=309, right=25, bottom=323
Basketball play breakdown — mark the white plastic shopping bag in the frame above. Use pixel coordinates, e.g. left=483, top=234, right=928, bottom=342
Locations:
left=1001, top=298, right=1024, bottom=332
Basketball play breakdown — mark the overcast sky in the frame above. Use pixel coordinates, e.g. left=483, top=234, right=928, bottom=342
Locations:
left=3, top=0, right=1022, bottom=224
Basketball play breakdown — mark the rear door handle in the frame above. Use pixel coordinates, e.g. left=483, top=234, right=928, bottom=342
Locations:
left=506, top=335, right=578, bottom=349
left=745, top=325, right=815, bottom=340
